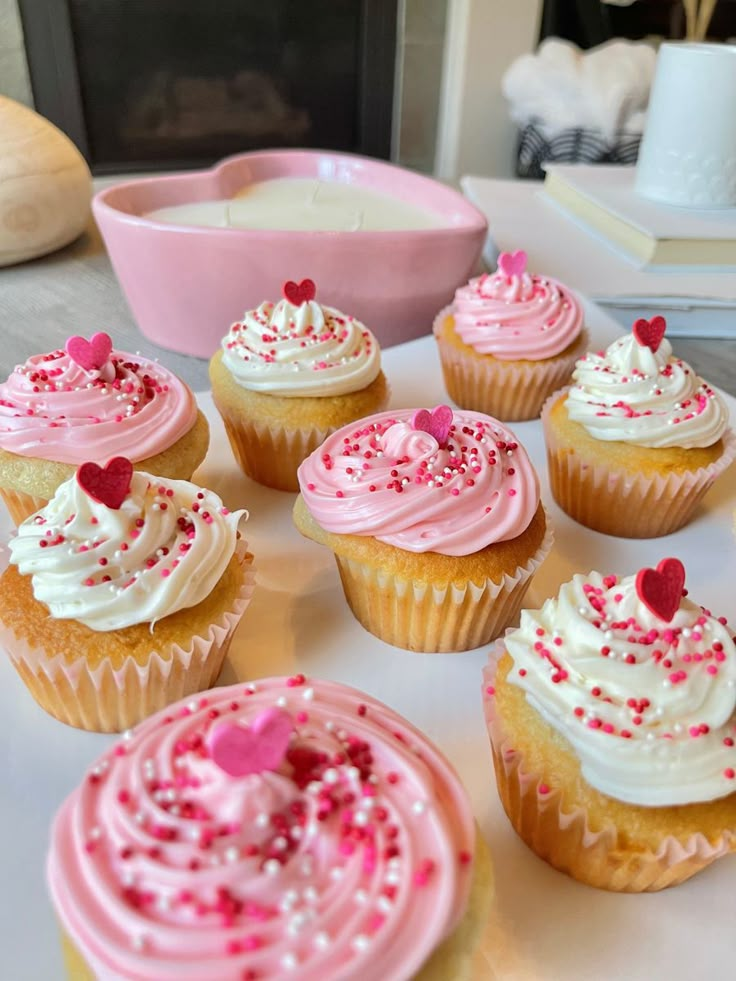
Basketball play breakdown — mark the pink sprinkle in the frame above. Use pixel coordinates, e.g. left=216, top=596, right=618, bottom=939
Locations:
left=538, top=783, right=550, bottom=795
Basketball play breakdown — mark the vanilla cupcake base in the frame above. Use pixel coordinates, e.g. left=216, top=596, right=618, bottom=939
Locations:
left=0, top=410, right=210, bottom=525
left=542, top=392, right=736, bottom=538
left=295, top=496, right=552, bottom=653
left=433, top=308, right=589, bottom=422
left=210, top=350, right=390, bottom=492
left=483, top=644, right=736, bottom=891
left=0, top=548, right=255, bottom=732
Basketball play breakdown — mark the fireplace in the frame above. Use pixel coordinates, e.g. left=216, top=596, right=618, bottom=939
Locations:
left=18, top=0, right=397, bottom=174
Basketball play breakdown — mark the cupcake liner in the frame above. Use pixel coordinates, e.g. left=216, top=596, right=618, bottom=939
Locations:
left=482, top=643, right=733, bottom=891
left=332, top=520, right=553, bottom=653
left=218, top=406, right=334, bottom=492
left=433, top=307, right=588, bottom=422
left=0, top=487, right=48, bottom=526
left=542, top=391, right=736, bottom=538
left=1, top=547, right=256, bottom=733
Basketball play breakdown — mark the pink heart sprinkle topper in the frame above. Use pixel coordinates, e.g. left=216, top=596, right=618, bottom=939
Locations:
left=76, top=457, right=133, bottom=510
left=497, top=250, right=527, bottom=278
left=282, top=278, right=316, bottom=305
left=635, top=557, right=685, bottom=623
left=411, top=405, right=453, bottom=447
left=66, top=332, right=113, bottom=371
left=632, top=316, right=667, bottom=353
left=207, top=708, right=293, bottom=778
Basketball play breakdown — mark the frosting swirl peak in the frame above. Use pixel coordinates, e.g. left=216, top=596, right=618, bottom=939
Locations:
left=297, top=408, right=539, bottom=555
left=8, top=469, right=244, bottom=630
left=504, top=567, right=736, bottom=806
left=221, top=296, right=381, bottom=397
left=450, top=265, right=583, bottom=361
left=565, top=331, right=729, bottom=448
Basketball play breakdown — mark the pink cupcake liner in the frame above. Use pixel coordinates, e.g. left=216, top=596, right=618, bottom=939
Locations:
left=482, top=642, right=734, bottom=891
left=433, top=307, right=589, bottom=421
left=541, top=390, right=736, bottom=538
left=1, top=545, right=256, bottom=732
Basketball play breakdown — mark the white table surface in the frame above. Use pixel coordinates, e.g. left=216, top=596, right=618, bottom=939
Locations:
left=1, top=305, right=735, bottom=980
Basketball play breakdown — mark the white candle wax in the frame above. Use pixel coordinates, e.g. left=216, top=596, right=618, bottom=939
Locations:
left=145, top=177, right=445, bottom=231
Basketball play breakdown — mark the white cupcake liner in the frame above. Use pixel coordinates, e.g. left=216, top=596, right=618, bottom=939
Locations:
left=482, top=642, right=734, bottom=891
left=1, top=545, right=255, bottom=732
left=333, top=518, right=553, bottom=653
left=542, top=390, right=736, bottom=538
left=433, top=306, right=589, bottom=422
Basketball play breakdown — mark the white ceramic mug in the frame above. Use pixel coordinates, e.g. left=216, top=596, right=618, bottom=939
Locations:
left=635, top=42, right=736, bottom=209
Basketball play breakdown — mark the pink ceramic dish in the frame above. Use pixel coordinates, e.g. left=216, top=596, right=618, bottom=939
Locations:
left=92, top=150, right=488, bottom=358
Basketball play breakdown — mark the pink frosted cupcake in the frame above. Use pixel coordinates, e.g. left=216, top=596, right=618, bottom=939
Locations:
left=48, top=675, right=493, bottom=980
left=483, top=559, right=736, bottom=891
left=294, top=405, right=551, bottom=652
left=0, top=331, right=209, bottom=524
left=434, top=250, right=588, bottom=421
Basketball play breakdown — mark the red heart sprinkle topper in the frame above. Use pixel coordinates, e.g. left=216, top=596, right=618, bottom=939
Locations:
left=411, top=405, right=453, bottom=447
left=207, top=708, right=293, bottom=778
left=282, top=279, right=316, bottom=306
left=632, top=316, right=667, bottom=353
left=497, top=250, right=527, bottom=278
left=66, top=332, right=113, bottom=371
left=635, top=558, right=685, bottom=623
left=77, top=457, right=133, bottom=510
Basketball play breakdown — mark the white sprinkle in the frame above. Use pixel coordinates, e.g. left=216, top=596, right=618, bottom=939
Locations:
left=385, top=869, right=402, bottom=885
left=224, top=846, right=240, bottom=863
left=281, top=953, right=298, bottom=970
left=122, top=729, right=134, bottom=742
left=354, top=811, right=369, bottom=826
left=325, top=721, right=336, bottom=732
left=354, top=889, right=368, bottom=905
left=209, top=854, right=221, bottom=866
left=276, top=696, right=288, bottom=708
left=290, top=825, right=303, bottom=841
left=280, top=889, right=299, bottom=911
left=347, top=766, right=361, bottom=781
left=322, top=768, right=339, bottom=785
left=187, top=699, right=199, bottom=712
left=303, top=886, right=318, bottom=904
left=122, top=869, right=136, bottom=887
left=264, top=859, right=281, bottom=876
left=301, top=856, right=314, bottom=877
left=288, top=911, right=310, bottom=934
left=255, top=812, right=270, bottom=829
left=412, top=800, right=427, bottom=815
left=307, top=781, right=323, bottom=795
left=273, top=836, right=288, bottom=852
left=303, top=687, right=315, bottom=701
left=134, top=811, right=146, bottom=825
left=681, top=627, right=692, bottom=638
left=187, top=826, right=200, bottom=841
left=330, top=866, right=344, bottom=880
left=157, top=893, right=172, bottom=911
left=88, top=826, right=102, bottom=841
left=378, top=895, right=394, bottom=913
left=132, top=935, right=147, bottom=951
left=352, top=935, right=371, bottom=952
left=314, top=931, right=331, bottom=950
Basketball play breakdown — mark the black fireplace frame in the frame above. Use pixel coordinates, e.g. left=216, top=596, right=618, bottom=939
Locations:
left=18, top=0, right=397, bottom=173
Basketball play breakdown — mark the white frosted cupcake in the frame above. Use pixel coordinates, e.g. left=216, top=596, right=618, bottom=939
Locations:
left=0, top=458, right=254, bottom=731
left=209, top=278, right=389, bottom=491
left=543, top=315, right=735, bottom=537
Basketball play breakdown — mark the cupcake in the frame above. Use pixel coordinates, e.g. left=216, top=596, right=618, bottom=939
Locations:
left=294, top=404, right=552, bottom=652
left=543, top=315, right=735, bottom=537
left=433, top=249, right=588, bottom=421
left=0, top=331, right=209, bottom=525
left=483, top=558, right=736, bottom=892
left=0, top=458, right=254, bottom=732
left=209, top=278, right=389, bottom=492
left=47, top=675, right=494, bottom=981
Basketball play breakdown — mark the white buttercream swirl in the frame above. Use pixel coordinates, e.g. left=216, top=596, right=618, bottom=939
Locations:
left=505, top=570, right=736, bottom=806
left=8, top=471, right=244, bottom=631
left=565, top=334, right=729, bottom=448
left=221, top=299, right=381, bottom=397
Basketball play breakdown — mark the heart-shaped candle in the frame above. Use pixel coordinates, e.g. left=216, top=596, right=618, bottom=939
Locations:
left=497, top=250, right=527, bottom=278
left=283, top=278, right=316, bottom=306
left=207, top=708, right=293, bottom=777
left=411, top=405, right=453, bottom=448
left=635, top=557, right=685, bottom=622
left=66, top=331, right=113, bottom=372
left=77, top=457, right=133, bottom=510
left=632, top=316, right=667, bottom=353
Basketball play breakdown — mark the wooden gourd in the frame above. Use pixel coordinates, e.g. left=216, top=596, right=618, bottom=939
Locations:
left=0, top=96, right=92, bottom=266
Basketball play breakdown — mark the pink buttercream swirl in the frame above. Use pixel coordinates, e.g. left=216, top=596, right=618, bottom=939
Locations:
left=451, top=267, right=583, bottom=361
left=297, top=408, right=540, bottom=556
left=0, top=346, right=197, bottom=464
left=47, top=676, right=474, bottom=981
